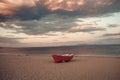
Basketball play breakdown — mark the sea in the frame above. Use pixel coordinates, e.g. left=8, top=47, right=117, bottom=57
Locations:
left=0, top=45, right=120, bottom=57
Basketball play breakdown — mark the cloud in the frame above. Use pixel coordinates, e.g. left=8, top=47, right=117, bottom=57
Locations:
left=69, top=26, right=106, bottom=32
left=0, top=36, right=21, bottom=43
left=0, top=14, right=79, bottom=35
left=107, top=24, right=120, bottom=28
left=103, top=33, right=120, bottom=37
left=0, top=17, right=105, bottom=35
left=0, top=22, right=22, bottom=29
left=68, top=22, right=106, bottom=32
left=0, top=0, right=120, bottom=21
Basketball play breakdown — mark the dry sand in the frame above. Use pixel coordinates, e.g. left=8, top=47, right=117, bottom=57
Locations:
left=0, top=54, right=120, bottom=80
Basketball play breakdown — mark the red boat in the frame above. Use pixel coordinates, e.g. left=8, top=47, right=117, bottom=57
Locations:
left=52, top=54, right=74, bottom=63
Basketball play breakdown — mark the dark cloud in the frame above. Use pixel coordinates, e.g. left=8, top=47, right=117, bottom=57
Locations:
left=0, top=16, right=106, bottom=35
left=0, top=14, right=8, bottom=22
left=107, top=24, right=120, bottom=28
left=103, top=33, right=120, bottom=37
left=0, top=36, right=21, bottom=43
left=0, top=15, right=79, bottom=35
left=13, top=5, right=51, bottom=20
left=0, top=0, right=120, bottom=21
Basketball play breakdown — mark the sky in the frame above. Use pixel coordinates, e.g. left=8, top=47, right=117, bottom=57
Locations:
left=0, top=0, right=120, bottom=47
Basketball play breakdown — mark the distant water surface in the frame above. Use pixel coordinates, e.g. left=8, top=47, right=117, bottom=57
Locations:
left=0, top=45, right=120, bottom=57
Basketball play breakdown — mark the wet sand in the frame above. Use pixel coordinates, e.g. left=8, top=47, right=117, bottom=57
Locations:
left=0, top=54, right=120, bottom=80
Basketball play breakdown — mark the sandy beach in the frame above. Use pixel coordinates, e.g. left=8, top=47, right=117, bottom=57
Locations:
left=0, top=54, right=120, bottom=80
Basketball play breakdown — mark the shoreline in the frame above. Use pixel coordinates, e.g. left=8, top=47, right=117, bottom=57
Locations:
left=0, top=53, right=120, bottom=58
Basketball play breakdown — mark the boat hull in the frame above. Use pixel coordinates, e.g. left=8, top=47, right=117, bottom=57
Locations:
left=52, top=55, right=73, bottom=63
